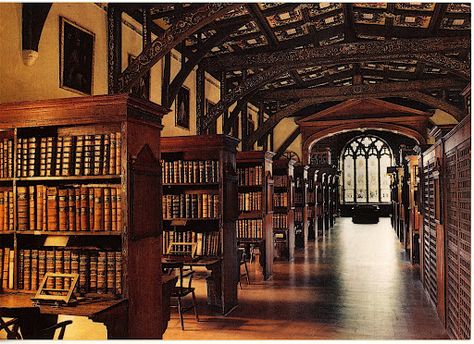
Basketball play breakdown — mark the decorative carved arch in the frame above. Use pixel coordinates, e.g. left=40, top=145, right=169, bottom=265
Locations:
left=302, top=122, right=426, bottom=164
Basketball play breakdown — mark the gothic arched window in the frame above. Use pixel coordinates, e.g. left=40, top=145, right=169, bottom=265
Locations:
left=341, top=135, right=393, bottom=203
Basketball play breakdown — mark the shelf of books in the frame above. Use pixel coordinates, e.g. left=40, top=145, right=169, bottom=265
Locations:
left=294, top=164, right=309, bottom=248
left=160, top=134, right=239, bottom=314
left=0, top=94, right=169, bottom=338
left=272, top=158, right=296, bottom=261
left=306, top=167, right=316, bottom=241
left=236, top=150, right=275, bottom=280
left=314, top=166, right=338, bottom=234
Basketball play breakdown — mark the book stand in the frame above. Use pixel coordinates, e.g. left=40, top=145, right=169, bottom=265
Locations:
left=31, top=273, right=79, bottom=307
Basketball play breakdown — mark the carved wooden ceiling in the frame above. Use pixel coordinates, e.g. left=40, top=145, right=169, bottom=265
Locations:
left=123, top=3, right=470, bottom=122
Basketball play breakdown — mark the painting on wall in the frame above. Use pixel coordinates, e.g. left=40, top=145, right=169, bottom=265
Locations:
left=176, top=86, right=190, bottom=129
left=128, top=54, right=150, bottom=100
left=60, top=17, right=95, bottom=95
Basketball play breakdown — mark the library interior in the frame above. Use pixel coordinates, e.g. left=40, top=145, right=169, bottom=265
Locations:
left=0, top=2, right=471, bottom=340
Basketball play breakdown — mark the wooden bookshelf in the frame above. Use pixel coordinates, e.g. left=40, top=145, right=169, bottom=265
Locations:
left=314, top=165, right=338, bottom=235
left=160, top=134, right=239, bottom=314
left=236, top=150, right=275, bottom=280
left=272, top=158, right=296, bottom=261
left=293, top=164, right=309, bottom=248
left=0, top=94, right=169, bottom=338
left=306, top=167, right=316, bottom=240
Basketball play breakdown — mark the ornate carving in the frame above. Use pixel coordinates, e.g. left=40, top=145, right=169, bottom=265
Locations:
left=201, top=64, right=289, bottom=131
left=201, top=37, right=470, bottom=71
left=107, top=6, right=122, bottom=94
left=417, top=53, right=470, bottom=80
left=116, top=4, right=239, bottom=93
left=275, top=128, right=302, bottom=159
left=257, top=78, right=466, bottom=100
left=196, top=67, right=205, bottom=135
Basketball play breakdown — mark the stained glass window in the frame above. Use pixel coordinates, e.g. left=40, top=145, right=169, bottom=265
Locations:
left=341, top=135, right=393, bottom=203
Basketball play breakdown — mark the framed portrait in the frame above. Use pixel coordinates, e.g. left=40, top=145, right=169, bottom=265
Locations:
left=205, top=99, right=217, bottom=135
left=60, top=17, right=95, bottom=95
left=128, top=54, right=150, bottom=100
left=175, top=86, right=190, bottom=130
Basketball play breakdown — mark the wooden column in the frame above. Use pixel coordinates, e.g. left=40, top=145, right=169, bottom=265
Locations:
left=196, top=67, right=205, bottom=135
left=162, top=53, right=171, bottom=106
left=107, top=5, right=122, bottom=94
left=220, top=71, right=228, bottom=133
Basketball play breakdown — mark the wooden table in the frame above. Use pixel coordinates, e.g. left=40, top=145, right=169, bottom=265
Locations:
left=0, top=292, right=127, bottom=339
left=162, top=257, right=223, bottom=313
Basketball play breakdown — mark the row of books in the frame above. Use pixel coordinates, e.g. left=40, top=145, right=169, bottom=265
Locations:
left=161, top=160, right=219, bottom=184
left=162, top=230, right=220, bottom=256
left=238, top=192, right=262, bottom=212
left=294, top=177, right=304, bottom=188
left=294, top=209, right=303, bottom=223
left=16, top=133, right=121, bottom=177
left=307, top=190, right=315, bottom=204
left=273, top=214, right=288, bottom=229
left=273, top=193, right=288, bottom=207
left=0, top=247, right=14, bottom=290
left=236, top=219, right=263, bottom=240
left=237, top=166, right=263, bottom=186
left=294, top=192, right=304, bottom=205
left=274, top=175, right=289, bottom=187
left=0, top=139, right=13, bottom=178
left=18, top=249, right=122, bottom=295
left=0, top=191, right=14, bottom=231
left=307, top=207, right=314, bottom=218
left=162, top=194, right=219, bottom=219
left=16, top=186, right=123, bottom=232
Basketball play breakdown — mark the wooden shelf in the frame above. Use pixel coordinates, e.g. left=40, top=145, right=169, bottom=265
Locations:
left=163, top=182, right=219, bottom=187
left=16, top=230, right=121, bottom=236
left=16, top=175, right=121, bottom=182
left=238, top=211, right=263, bottom=220
left=163, top=218, right=218, bottom=221
left=0, top=231, right=14, bottom=235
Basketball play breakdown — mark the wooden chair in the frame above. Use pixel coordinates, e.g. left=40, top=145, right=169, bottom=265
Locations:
left=0, top=317, right=21, bottom=339
left=238, top=248, right=250, bottom=289
left=170, top=268, right=199, bottom=330
left=0, top=317, right=72, bottom=339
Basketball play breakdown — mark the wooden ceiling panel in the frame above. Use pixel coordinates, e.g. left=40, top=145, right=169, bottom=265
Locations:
left=393, top=14, right=432, bottom=28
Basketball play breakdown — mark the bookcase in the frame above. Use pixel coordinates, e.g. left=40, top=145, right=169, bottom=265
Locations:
left=293, top=164, right=309, bottom=248
left=272, top=158, right=295, bottom=261
left=236, top=150, right=274, bottom=280
left=0, top=94, right=168, bottom=338
left=160, top=134, right=239, bottom=314
left=306, top=167, right=316, bottom=240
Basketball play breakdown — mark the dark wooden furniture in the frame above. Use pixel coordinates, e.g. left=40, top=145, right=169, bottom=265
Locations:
left=170, top=268, right=199, bottom=330
left=161, top=135, right=239, bottom=315
left=314, top=165, right=338, bottom=235
left=0, top=94, right=168, bottom=338
left=443, top=115, right=471, bottom=339
left=293, top=164, right=309, bottom=248
left=306, top=167, right=316, bottom=241
left=352, top=205, right=380, bottom=224
left=236, top=151, right=274, bottom=280
left=272, top=158, right=296, bottom=261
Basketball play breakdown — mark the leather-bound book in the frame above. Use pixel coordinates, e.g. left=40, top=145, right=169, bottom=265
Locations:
left=106, top=251, right=116, bottom=294
left=55, top=250, right=64, bottom=289
left=89, top=251, right=98, bottom=293
left=47, top=187, right=58, bottom=231
left=28, top=185, right=36, bottom=230
left=45, top=250, right=55, bottom=289
left=58, top=188, right=68, bottom=231
left=68, top=188, right=76, bottom=231
left=97, top=251, right=106, bottom=294
left=17, top=186, right=28, bottom=231
left=93, top=188, right=103, bottom=231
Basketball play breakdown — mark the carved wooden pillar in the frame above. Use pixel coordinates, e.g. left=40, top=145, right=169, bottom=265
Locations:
left=221, top=71, right=228, bottom=133
left=107, top=5, right=122, bottom=94
left=196, top=67, right=205, bottom=135
left=162, top=53, right=171, bottom=106
left=21, top=3, right=51, bottom=66
left=241, top=103, right=249, bottom=150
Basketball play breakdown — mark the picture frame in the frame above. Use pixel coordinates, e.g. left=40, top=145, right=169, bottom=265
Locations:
left=128, top=53, right=150, bottom=100
left=176, top=86, right=190, bottom=130
left=60, top=17, right=95, bottom=95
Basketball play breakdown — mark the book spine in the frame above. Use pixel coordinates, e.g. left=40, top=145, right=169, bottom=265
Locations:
left=83, top=135, right=93, bottom=176
left=93, top=134, right=103, bottom=175
left=62, top=136, right=72, bottom=176
left=68, top=188, right=76, bottom=231
left=55, top=250, right=64, bottom=289
left=115, top=132, right=121, bottom=175
left=74, top=135, right=84, bottom=176
left=75, top=187, right=81, bottom=231
left=79, top=251, right=89, bottom=294
left=47, top=187, right=58, bottom=231
left=39, top=137, right=47, bottom=177
left=71, top=251, right=79, bottom=293
left=106, top=251, right=116, bottom=294
left=45, top=250, right=55, bottom=289
left=17, top=187, right=28, bottom=231
left=88, top=187, right=95, bottom=231
left=23, top=249, right=31, bottom=290
left=42, top=185, right=47, bottom=231
left=0, top=192, right=4, bottom=232
left=89, top=252, right=98, bottom=293
left=111, top=188, right=117, bottom=231
left=115, top=251, right=122, bottom=295
left=109, top=133, right=116, bottom=175
left=116, top=190, right=122, bottom=232
left=18, top=249, right=24, bottom=290
left=22, top=138, right=28, bottom=177
left=58, top=188, right=68, bottom=231
left=29, top=186, right=36, bottom=230
left=93, top=187, right=103, bottom=231
left=35, top=185, right=44, bottom=230
left=63, top=250, right=71, bottom=290
left=46, top=137, right=54, bottom=176
left=27, top=137, right=37, bottom=177
left=103, top=187, right=111, bottom=231
left=80, top=187, right=89, bottom=231
left=38, top=249, right=46, bottom=287
left=103, top=134, right=110, bottom=175
left=97, top=251, right=106, bottom=294
left=55, top=136, right=63, bottom=176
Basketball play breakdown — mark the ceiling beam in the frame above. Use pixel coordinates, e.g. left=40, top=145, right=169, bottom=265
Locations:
left=257, top=78, right=466, bottom=100
left=246, top=3, right=279, bottom=47
left=115, top=4, right=239, bottom=93
left=246, top=79, right=465, bottom=148
left=274, top=127, right=302, bottom=159
left=165, top=22, right=241, bottom=108
left=201, top=36, right=470, bottom=72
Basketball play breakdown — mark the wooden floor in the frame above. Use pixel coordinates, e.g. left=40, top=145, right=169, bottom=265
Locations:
left=164, top=217, right=449, bottom=340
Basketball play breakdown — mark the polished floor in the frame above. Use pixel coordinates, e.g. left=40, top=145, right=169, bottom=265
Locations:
left=164, top=217, right=449, bottom=340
